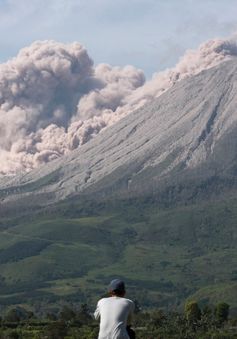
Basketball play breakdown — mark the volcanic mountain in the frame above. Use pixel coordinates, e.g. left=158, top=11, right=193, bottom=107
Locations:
left=0, top=59, right=237, bottom=311
left=1, top=58, right=237, bottom=205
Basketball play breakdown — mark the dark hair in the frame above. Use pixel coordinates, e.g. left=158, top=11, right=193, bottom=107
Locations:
left=112, top=289, right=125, bottom=297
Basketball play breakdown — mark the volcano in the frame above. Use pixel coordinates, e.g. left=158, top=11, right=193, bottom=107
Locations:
left=1, top=59, right=237, bottom=205
left=0, top=59, right=237, bottom=310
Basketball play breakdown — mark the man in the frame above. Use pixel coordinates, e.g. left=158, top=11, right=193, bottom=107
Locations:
left=94, top=279, right=135, bottom=339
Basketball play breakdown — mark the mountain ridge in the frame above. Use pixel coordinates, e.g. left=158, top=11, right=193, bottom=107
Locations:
left=1, top=59, right=237, bottom=204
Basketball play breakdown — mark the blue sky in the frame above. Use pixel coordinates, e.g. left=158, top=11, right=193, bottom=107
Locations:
left=0, top=0, right=237, bottom=77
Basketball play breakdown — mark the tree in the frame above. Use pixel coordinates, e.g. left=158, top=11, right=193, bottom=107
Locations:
left=202, top=305, right=212, bottom=317
left=4, top=309, right=20, bottom=323
left=77, top=303, right=92, bottom=325
left=215, top=302, right=230, bottom=324
left=46, top=312, right=58, bottom=321
left=7, top=331, right=20, bottom=339
left=59, top=305, right=76, bottom=322
left=184, top=301, right=201, bottom=324
left=44, top=320, right=68, bottom=339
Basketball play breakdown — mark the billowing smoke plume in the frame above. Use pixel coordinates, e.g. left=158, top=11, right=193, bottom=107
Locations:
left=0, top=40, right=145, bottom=174
left=0, top=38, right=237, bottom=174
left=120, top=38, right=237, bottom=115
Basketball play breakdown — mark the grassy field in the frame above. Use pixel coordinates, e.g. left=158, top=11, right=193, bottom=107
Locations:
left=0, top=194, right=237, bottom=313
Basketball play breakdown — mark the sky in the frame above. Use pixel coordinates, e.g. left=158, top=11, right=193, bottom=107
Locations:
left=0, top=0, right=237, bottom=77
left=1, top=0, right=237, bottom=175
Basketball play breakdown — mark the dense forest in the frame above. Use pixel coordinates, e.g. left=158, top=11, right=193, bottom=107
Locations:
left=0, top=300, right=236, bottom=338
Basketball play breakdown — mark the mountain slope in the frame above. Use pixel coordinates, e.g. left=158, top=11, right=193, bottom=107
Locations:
left=0, top=195, right=237, bottom=311
left=1, top=59, right=237, bottom=204
left=0, top=59, right=237, bottom=311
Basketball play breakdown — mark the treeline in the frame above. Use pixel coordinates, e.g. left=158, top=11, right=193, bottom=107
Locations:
left=0, top=301, right=236, bottom=338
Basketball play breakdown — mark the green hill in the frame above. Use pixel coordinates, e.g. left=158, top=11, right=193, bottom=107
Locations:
left=0, top=194, right=237, bottom=313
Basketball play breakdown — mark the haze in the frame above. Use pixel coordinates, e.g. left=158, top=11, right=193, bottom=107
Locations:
left=0, top=0, right=237, bottom=77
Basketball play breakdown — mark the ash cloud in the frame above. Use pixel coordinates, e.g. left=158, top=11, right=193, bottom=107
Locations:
left=0, top=40, right=144, bottom=174
left=0, top=38, right=237, bottom=174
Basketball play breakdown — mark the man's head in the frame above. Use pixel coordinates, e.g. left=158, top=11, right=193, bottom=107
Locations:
left=108, top=279, right=126, bottom=297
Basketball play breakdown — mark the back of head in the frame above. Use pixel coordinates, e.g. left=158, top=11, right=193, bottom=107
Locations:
left=108, top=279, right=126, bottom=297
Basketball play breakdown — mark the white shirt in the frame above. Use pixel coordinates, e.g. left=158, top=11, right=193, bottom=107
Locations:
left=94, top=296, right=135, bottom=339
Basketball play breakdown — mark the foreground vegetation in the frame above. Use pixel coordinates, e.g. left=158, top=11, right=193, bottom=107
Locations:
left=0, top=301, right=236, bottom=339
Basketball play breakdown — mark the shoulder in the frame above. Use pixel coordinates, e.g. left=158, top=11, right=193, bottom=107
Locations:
left=124, top=298, right=135, bottom=309
left=124, top=297, right=134, bottom=304
left=97, top=297, right=110, bottom=306
left=97, top=298, right=111, bottom=306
